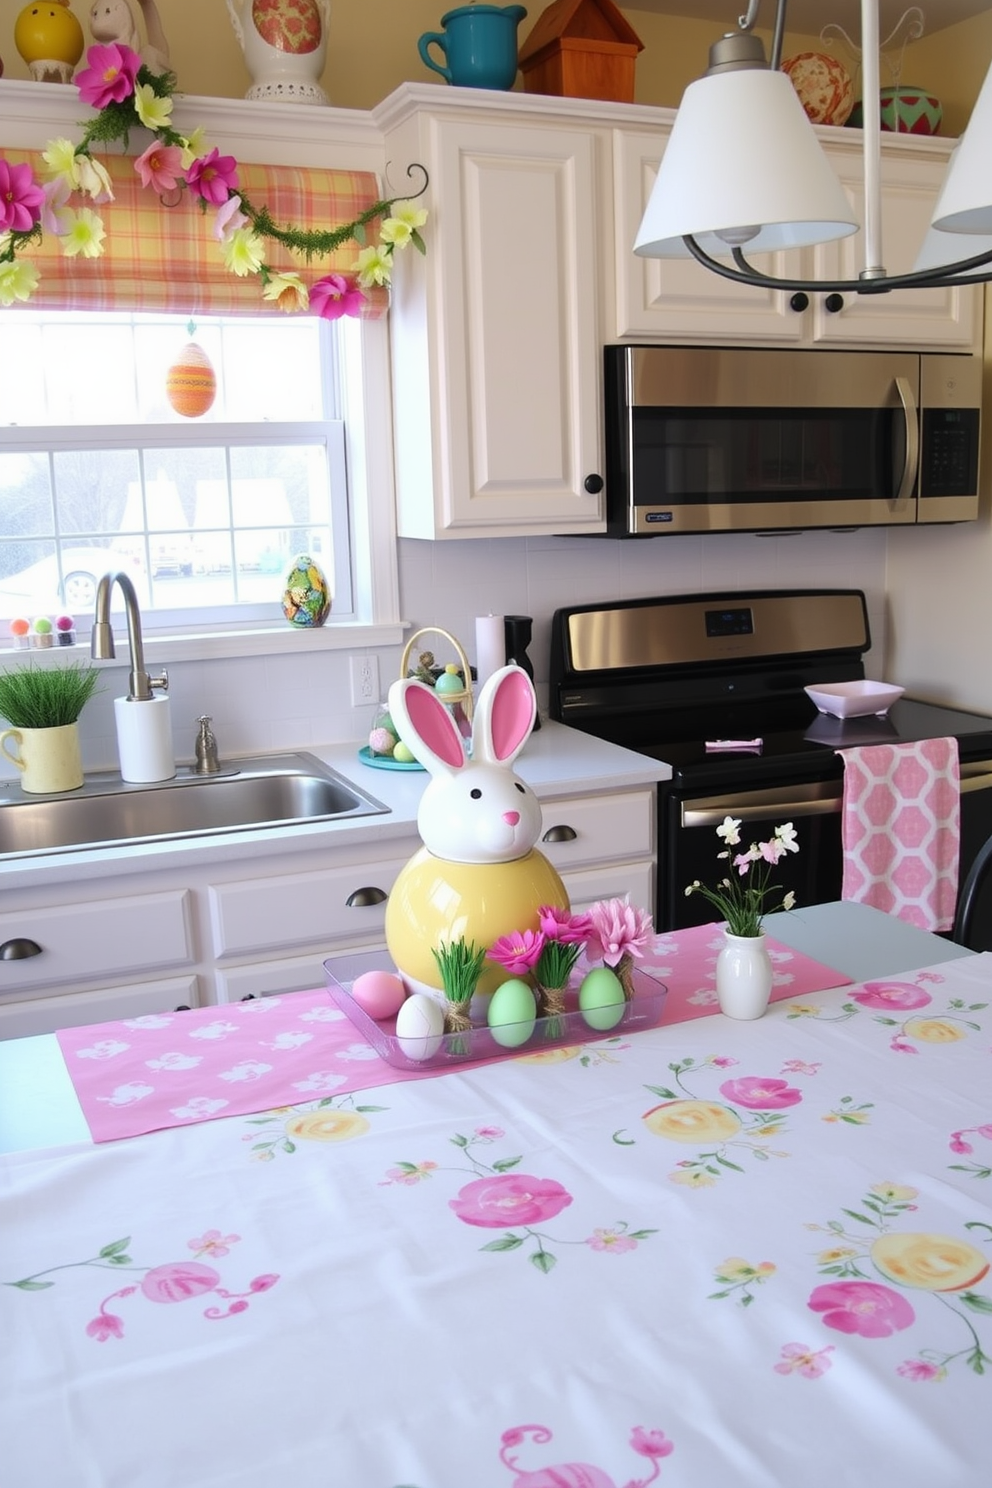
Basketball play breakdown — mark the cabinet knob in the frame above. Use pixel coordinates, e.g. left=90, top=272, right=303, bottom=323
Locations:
left=0, top=937, right=42, bottom=961
left=542, top=824, right=578, bottom=843
left=789, top=292, right=810, bottom=313
left=584, top=474, right=604, bottom=495
left=824, top=293, right=845, bottom=314
left=346, top=886, right=389, bottom=907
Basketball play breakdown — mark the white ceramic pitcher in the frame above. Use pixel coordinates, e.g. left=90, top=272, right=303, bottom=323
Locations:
left=226, top=0, right=331, bottom=104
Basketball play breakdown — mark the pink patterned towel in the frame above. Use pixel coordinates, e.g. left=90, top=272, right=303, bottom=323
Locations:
left=837, top=737, right=960, bottom=932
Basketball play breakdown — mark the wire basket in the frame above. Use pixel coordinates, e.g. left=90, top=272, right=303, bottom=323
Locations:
left=399, top=626, right=474, bottom=734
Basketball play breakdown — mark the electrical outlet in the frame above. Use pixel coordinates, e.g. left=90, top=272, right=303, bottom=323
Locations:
left=350, top=654, right=380, bottom=706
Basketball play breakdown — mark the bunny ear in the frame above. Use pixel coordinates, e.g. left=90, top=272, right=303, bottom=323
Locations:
left=388, top=677, right=466, bottom=776
left=472, top=665, right=536, bottom=766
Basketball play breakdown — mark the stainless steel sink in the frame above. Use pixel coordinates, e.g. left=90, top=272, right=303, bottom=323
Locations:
left=0, top=752, right=389, bottom=859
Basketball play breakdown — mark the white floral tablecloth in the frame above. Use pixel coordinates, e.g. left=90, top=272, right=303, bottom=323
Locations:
left=3, top=953, right=992, bottom=1488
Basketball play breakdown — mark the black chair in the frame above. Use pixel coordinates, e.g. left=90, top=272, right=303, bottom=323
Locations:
left=952, top=832, right=992, bottom=949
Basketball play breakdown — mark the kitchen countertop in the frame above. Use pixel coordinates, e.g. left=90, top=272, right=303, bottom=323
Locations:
left=0, top=722, right=668, bottom=892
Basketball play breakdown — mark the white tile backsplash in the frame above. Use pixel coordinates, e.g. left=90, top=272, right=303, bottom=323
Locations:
left=2, top=531, right=889, bottom=779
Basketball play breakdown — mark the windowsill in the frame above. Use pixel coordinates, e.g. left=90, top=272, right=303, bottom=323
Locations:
left=0, top=621, right=408, bottom=668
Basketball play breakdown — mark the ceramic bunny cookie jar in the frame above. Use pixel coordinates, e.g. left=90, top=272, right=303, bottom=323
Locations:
left=88, top=0, right=170, bottom=74
left=384, top=664, right=568, bottom=1008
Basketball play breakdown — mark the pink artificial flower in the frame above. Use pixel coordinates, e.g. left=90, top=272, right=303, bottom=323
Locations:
left=75, top=44, right=141, bottom=109
left=630, top=1426, right=675, bottom=1460
left=586, top=897, right=654, bottom=967
left=537, top=905, right=592, bottom=945
left=449, top=1173, right=573, bottom=1228
left=773, top=1342, right=835, bottom=1379
left=719, top=1075, right=803, bottom=1111
left=85, top=1311, right=125, bottom=1342
left=0, top=159, right=45, bottom=233
left=134, top=140, right=184, bottom=198
left=213, top=193, right=248, bottom=243
left=853, top=981, right=932, bottom=1011
left=39, top=176, right=70, bottom=235
left=310, top=272, right=367, bottom=320
left=808, top=1280, right=915, bottom=1339
left=140, top=1260, right=220, bottom=1303
left=489, top=928, right=544, bottom=977
left=185, top=147, right=239, bottom=206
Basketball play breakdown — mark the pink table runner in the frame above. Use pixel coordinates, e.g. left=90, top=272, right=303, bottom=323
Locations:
left=56, top=924, right=851, bottom=1143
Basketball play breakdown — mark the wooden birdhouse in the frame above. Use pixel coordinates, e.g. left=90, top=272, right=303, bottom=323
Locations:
left=518, top=0, right=644, bottom=104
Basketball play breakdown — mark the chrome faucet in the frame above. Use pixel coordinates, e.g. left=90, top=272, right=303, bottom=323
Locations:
left=90, top=572, right=169, bottom=702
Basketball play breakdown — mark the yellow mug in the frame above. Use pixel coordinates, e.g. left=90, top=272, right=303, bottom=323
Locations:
left=0, top=723, right=84, bottom=793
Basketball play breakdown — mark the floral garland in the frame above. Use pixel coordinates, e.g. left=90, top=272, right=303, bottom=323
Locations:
left=0, top=43, right=428, bottom=316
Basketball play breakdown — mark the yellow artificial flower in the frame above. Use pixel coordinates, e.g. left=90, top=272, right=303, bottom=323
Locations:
left=355, top=243, right=392, bottom=288
left=60, top=208, right=106, bottom=258
left=41, top=137, right=81, bottom=190
left=222, top=227, right=265, bottom=277
left=180, top=128, right=208, bottom=170
left=134, top=83, right=174, bottom=132
left=0, top=258, right=40, bottom=305
left=75, top=154, right=113, bottom=203
left=380, top=201, right=428, bottom=250
left=262, top=271, right=309, bottom=312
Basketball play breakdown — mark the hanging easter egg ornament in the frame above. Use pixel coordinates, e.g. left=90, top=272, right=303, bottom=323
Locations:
left=165, top=341, right=217, bottom=419
left=14, top=0, right=84, bottom=82
left=281, top=553, right=331, bottom=627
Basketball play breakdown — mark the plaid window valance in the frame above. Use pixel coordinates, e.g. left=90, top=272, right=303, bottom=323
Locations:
left=6, top=153, right=388, bottom=317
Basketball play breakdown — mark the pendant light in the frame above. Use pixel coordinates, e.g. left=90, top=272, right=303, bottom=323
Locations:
left=634, top=0, right=992, bottom=294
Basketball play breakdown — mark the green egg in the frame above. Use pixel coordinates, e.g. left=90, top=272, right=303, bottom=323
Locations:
left=393, top=741, right=416, bottom=763
left=487, top=977, right=537, bottom=1048
left=578, top=966, right=627, bottom=1031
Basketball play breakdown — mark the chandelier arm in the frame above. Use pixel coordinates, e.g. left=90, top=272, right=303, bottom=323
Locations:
left=680, top=235, right=992, bottom=292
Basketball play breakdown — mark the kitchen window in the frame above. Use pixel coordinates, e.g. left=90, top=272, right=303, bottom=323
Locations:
left=0, top=307, right=402, bottom=660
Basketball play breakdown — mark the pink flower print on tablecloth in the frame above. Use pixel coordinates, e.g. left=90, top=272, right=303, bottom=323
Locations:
left=948, top=1122, right=992, bottom=1179
left=808, top=1280, right=915, bottom=1338
left=774, top=1342, right=835, bottom=1379
left=718, top=1076, right=803, bottom=1110
left=852, top=980, right=933, bottom=1011
left=450, top=1174, right=573, bottom=1228
left=498, top=1422, right=673, bottom=1487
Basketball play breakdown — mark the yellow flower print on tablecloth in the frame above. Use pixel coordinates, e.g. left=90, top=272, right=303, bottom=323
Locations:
left=284, top=1109, right=370, bottom=1142
left=644, top=1100, right=742, bottom=1143
left=901, top=1018, right=966, bottom=1044
left=639, top=1066, right=799, bottom=1185
left=516, top=1046, right=582, bottom=1066
left=710, top=1256, right=777, bottom=1305
left=870, top=1233, right=990, bottom=1292
left=243, top=1097, right=382, bottom=1160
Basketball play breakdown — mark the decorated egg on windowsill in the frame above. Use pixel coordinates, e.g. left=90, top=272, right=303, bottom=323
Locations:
left=281, top=553, right=331, bottom=627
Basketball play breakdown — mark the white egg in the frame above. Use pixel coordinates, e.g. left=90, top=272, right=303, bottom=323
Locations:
left=394, top=993, right=445, bottom=1062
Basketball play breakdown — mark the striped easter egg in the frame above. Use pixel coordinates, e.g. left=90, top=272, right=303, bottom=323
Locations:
left=165, top=342, right=217, bottom=419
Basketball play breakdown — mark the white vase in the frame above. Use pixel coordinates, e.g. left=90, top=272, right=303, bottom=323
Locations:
left=715, top=930, right=773, bottom=1020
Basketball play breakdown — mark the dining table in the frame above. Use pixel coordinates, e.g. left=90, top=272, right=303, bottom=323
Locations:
left=2, top=901, right=990, bottom=1488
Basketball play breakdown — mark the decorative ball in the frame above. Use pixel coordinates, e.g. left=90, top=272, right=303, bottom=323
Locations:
left=251, top=0, right=322, bottom=55
left=165, top=342, right=217, bottom=419
left=368, top=726, right=396, bottom=756
left=782, top=51, right=854, bottom=126
left=14, top=1, right=84, bottom=68
left=281, top=553, right=330, bottom=627
left=847, top=88, right=943, bottom=135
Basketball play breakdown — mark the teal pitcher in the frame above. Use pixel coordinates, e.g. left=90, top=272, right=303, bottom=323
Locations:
left=418, top=5, right=527, bottom=91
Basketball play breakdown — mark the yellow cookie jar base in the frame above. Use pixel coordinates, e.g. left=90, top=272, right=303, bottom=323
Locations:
left=385, top=847, right=569, bottom=1001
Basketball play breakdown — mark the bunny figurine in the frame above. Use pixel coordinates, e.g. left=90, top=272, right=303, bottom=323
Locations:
left=384, top=664, right=568, bottom=1007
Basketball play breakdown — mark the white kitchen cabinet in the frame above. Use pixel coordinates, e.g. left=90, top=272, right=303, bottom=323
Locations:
left=0, top=975, right=200, bottom=1040
left=377, top=90, right=606, bottom=538
left=613, top=126, right=982, bottom=352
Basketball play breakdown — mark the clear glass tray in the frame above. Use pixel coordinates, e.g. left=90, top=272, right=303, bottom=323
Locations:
left=324, top=949, right=667, bottom=1071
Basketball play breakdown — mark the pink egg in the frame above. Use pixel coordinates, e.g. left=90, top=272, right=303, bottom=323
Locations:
left=350, top=969, right=406, bottom=1021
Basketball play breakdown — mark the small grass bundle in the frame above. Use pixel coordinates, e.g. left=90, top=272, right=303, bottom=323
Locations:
left=432, top=938, right=488, bottom=1038
left=0, top=661, right=101, bottom=729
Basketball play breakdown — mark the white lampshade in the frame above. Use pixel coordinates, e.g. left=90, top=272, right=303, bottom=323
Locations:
left=634, top=68, right=858, bottom=259
left=930, top=60, right=992, bottom=234
left=912, top=223, right=992, bottom=275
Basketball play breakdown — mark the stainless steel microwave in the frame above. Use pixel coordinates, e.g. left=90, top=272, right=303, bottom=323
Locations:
left=604, top=344, right=982, bottom=536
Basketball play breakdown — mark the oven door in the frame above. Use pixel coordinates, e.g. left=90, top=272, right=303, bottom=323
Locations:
left=659, top=779, right=844, bottom=932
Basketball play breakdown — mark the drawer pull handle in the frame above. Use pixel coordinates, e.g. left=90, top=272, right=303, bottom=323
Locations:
left=0, top=937, right=42, bottom=961
left=542, top=824, right=578, bottom=843
left=346, top=886, right=388, bottom=907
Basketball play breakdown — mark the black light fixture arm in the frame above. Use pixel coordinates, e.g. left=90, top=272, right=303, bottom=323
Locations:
left=681, top=233, right=992, bottom=294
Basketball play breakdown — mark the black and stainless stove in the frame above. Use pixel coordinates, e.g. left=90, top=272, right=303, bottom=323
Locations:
left=549, top=589, right=992, bottom=942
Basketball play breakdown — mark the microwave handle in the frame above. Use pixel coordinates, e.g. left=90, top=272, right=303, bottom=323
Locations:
left=893, top=375, right=920, bottom=509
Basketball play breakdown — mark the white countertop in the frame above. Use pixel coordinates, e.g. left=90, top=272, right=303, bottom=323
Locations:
left=0, top=722, right=666, bottom=892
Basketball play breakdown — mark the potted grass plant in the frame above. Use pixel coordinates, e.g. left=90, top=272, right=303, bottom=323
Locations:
left=0, top=660, right=101, bottom=793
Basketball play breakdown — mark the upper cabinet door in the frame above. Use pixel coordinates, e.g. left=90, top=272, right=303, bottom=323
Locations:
left=811, top=140, right=983, bottom=350
left=612, top=128, right=805, bottom=344
left=388, top=112, right=606, bottom=539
